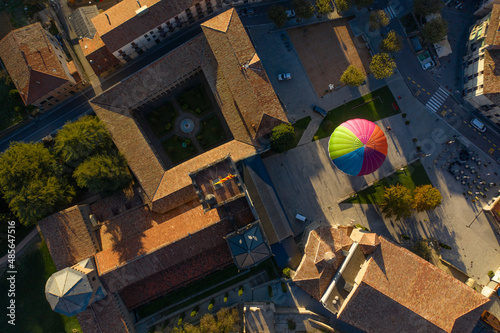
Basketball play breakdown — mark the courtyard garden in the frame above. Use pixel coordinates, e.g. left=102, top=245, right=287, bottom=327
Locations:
left=146, top=103, right=177, bottom=138
left=343, top=160, right=432, bottom=205
left=197, top=115, right=226, bottom=149
left=313, top=85, right=399, bottom=141
left=178, top=85, right=212, bottom=116
left=0, top=239, right=81, bottom=332
left=143, top=83, right=229, bottom=165
left=162, top=135, right=198, bottom=164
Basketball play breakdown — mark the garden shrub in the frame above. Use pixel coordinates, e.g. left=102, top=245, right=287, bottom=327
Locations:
left=224, top=292, right=228, bottom=302
left=282, top=267, right=291, bottom=278
left=488, top=270, right=495, bottom=279
left=439, top=242, right=451, bottom=250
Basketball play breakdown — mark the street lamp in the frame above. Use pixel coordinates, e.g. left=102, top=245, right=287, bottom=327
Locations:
left=466, top=208, right=484, bottom=228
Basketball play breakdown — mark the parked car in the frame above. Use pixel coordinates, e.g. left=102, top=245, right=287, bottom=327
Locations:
left=470, top=118, right=486, bottom=132
left=286, top=10, right=296, bottom=18
left=422, top=61, right=434, bottom=70
left=277, top=73, right=292, bottom=81
left=313, top=106, right=327, bottom=117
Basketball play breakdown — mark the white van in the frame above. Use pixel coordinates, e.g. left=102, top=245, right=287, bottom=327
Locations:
left=470, top=118, right=486, bottom=132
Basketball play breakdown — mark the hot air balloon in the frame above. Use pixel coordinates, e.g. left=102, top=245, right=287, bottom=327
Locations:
left=328, top=119, right=388, bottom=176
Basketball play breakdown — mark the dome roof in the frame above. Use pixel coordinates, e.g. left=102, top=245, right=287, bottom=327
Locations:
left=45, top=267, right=93, bottom=317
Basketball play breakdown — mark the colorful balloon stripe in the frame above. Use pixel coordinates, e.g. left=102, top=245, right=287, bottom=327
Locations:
left=328, top=119, right=388, bottom=176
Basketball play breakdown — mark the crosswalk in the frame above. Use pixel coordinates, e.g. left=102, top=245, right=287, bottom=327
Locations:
left=425, top=88, right=449, bottom=113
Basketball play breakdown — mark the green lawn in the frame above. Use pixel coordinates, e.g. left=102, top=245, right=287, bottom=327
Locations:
left=162, top=135, right=198, bottom=164
left=136, top=258, right=278, bottom=319
left=0, top=74, right=26, bottom=131
left=291, top=116, right=311, bottom=148
left=197, top=115, right=226, bottom=148
left=0, top=240, right=82, bottom=332
left=177, top=85, right=212, bottom=116
left=313, top=85, right=399, bottom=141
left=343, top=160, right=432, bottom=205
left=0, top=220, right=34, bottom=257
left=146, top=103, right=177, bottom=138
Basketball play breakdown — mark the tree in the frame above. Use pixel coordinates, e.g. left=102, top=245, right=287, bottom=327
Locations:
left=369, top=10, right=389, bottom=30
left=381, top=184, right=413, bottom=220
left=340, top=65, right=366, bottom=86
left=292, top=0, right=314, bottom=19
left=54, top=115, right=113, bottom=167
left=423, top=17, right=448, bottom=43
left=73, top=154, right=132, bottom=194
left=270, top=123, right=295, bottom=153
left=354, top=0, right=374, bottom=8
left=335, top=0, right=351, bottom=12
left=316, top=0, right=333, bottom=15
left=413, top=0, right=443, bottom=18
left=169, top=308, right=239, bottom=333
left=267, top=5, right=288, bottom=28
left=379, top=30, right=403, bottom=53
left=0, top=142, right=74, bottom=225
left=412, top=185, right=442, bottom=212
left=369, top=53, right=396, bottom=79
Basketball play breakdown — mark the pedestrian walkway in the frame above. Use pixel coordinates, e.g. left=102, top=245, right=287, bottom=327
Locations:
left=426, top=87, right=450, bottom=113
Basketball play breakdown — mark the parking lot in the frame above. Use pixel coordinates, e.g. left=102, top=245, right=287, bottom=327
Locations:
left=288, top=19, right=371, bottom=97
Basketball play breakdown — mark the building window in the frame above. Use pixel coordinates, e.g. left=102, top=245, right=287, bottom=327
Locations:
left=480, top=70, right=484, bottom=74
left=146, top=38, right=151, bottom=42
left=144, top=34, right=148, bottom=38
left=480, top=84, right=484, bottom=88
left=69, top=91, right=75, bottom=95
left=468, top=75, right=473, bottom=80
left=480, top=54, right=485, bottom=59
left=40, top=100, right=47, bottom=105
left=474, top=73, right=478, bottom=77
left=474, top=57, right=479, bottom=63
left=473, top=87, right=478, bottom=91
left=468, top=60, right=473, bottom=65
left=467, top=88, right=473, bottom=93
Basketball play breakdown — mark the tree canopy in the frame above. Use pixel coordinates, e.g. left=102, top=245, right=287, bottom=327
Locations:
left=369, top=53, right=397, bottom=80
left=73, top=154, right=131, bottom=194
left=0, top=142, right=74, bottom=225
left=379, top=30, right=403, bottom=53
left=316, top=0, right=333, bottom=15
left=412, top=185, right=442, bottom=212
left=170, top=308, right=239, bottom=333
left=340, top=65, right=366, bottom=86
left=381, top=184, right=413, bottom=220
left=413, top=0, right=443, bottom=18
left=335, top=0, right=351, bottom=12
left=369, top=10, right=389, bottom=30
left=423, top=17, right=448, bottom=43
left=270, top=123, right=295, bottom=153
left=292, top=0, right=314, bottom=19
left=54, top=115, right=113, bottom=167
left=267, top=5, right=288, bottom=28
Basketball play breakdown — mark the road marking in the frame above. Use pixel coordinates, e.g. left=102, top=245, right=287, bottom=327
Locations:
left=488, top=140, right=492, bottom=143
left=425, top=88, right=449, bottom=113
left=483, top=136, right=487, bottom=139
left=441, top=110, right=447, bottom=116
left=408, top=77, right=411, bottom=80
left=417, top=84, right=421, bottom=88
left=422, top=88, right=426, bottom=91
left=427, top=92, right=431, bottom=95
left=494, top=144, right=497, bottom=147
left=463, top=120, right=467, bottom=124
left=490, top=148, right=495, bottom=154
left=416, top=90, right=421, bottom=96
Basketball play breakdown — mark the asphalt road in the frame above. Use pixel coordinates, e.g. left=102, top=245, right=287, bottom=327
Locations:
left=389, top=19, right=500, bottom=163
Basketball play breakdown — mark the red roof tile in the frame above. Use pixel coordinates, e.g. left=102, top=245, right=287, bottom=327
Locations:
left=337, top=237, right=490, bottom=333
left=38, top=205, right=99, bottom=270
left=293, top=226, right=353, bottom=300
left=92, top=0, right=197, bottom=53
left=79, top=33, right=121, bottom=76
left=76, top=293, right=132, bottom=333
left=201, top=9, right=288, bottom=141
left=0, top=23, right=71, bottom=105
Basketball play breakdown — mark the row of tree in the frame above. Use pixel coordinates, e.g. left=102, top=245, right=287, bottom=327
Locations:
left=168, top=307, right=239, bottom=333
left=381, top=184, right=442, bottom=220
left=0, top=116, right=132, bottom=225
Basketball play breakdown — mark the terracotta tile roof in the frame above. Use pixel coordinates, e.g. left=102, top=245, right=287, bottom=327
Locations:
left=89, top=187, right=144, bottom=222
left=485, top=4, right=500, bottom=46
left=349, top=229, right=381, bottom=255
left=79, top=33, right=121, bottom=76
left=38, top=205, right=99, bottom=270
left=92, top=0, right=197, bottom=53
left=119, top=243, right=233, bottom=308
left=201, top=9, right=288, bottom=141
left=482, top=5, right=500, bottom=96
left=95, top=200, right=223, bottom=274
left=91, top=105, right=166, bottom=200
left=152, top=140, right=257, bottom=207
left=293, top=226, right=353, bottom=300
left=337, top=237, right=490, bottom=333
left=0, top=23, right=70, bottom=105
left=76, top=293, right=132, bottom=333
left=99, top=216, right=238, bottom=293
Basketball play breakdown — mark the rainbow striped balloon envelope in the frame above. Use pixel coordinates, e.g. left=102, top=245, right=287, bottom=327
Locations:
left=328, top=119, right=388, bottom=176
